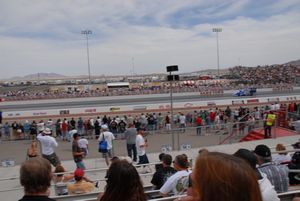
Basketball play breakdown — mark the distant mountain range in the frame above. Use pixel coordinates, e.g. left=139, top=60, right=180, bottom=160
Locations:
left=9, top=73, right=66, bottom=81
left=5, top=59, right=300, bottom=81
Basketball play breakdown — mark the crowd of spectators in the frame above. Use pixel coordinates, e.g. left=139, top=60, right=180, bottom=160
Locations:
left=19, top=141, right=300, bottom=201
left=229, top=64, right=299, bottom=86
left=1, top=64, right=298, bottom=101
left=0, top=84, right=225, bottom=101
left=1, top=101, right=300, bottom=141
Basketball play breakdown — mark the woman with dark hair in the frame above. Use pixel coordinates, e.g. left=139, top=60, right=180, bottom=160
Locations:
left=191, top=152, right=262, bottom=201
left=97, top=159, right=146, bottom=201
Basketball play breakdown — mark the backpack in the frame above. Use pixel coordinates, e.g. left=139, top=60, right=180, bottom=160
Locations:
left=98, top=133, right=108, bottom=153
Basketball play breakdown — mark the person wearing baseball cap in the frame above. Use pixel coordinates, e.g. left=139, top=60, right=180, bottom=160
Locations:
left=98, top=124, right=115, bottom=166
left=234, top=148, right=280, bottom=201
left=67, top=168, right=94, bottom=195
left=37, top=128, right=60, bottom=167
left=254, top=144, right=289, bottom=193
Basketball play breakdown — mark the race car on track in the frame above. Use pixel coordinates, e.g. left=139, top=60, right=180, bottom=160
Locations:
left=234, top=88, right=257, bottom=96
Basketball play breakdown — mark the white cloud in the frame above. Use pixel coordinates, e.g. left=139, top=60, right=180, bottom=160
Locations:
left=0, top=0, right=299, bottom=79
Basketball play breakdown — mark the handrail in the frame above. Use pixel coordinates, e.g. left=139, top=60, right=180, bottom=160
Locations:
left=0, top=171, right=155, bottom=193
left=278, top=189, right=300, bottom=196
left=0, top=161, right=161, bottom=182
left=51, top=188, right=160, bottom=201
left=149, top=195, right=186, bottom=201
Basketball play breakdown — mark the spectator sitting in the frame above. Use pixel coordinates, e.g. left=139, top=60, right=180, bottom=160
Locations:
left=254, top=144, right=289, bottom=193
left=234, top=148, right=279, bottom=201
left=186, top=152, right=262, bottom=201
left=272, top=144, right=291, bottom=164
left=19, top=157, right=55, bottom=201
left=97, top=159, right=146, bottom=201
left=67, top=168, right=94, bottom=195
left=151, top=154, right=177, bottom=190
left=159, top=154, right=191, bottom=197
left=155, top=153, right=165, bottom=172
left=53, top=165, right=74, bottom=196
left=288, top=151, right=300, bottom=185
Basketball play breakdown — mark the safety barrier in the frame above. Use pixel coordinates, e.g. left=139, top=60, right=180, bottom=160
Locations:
left=53, top=193, right=186, bottom=201
left=278, top=189, right=300, bottom=201
left=52, top=188, right=161, bottom=201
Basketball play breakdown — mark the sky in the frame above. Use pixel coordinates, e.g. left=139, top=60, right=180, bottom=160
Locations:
left=0, top=0, right=300, bottom=79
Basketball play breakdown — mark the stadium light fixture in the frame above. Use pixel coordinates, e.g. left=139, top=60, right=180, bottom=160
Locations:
left=212, top=28, right=222, bottom=78
left=166, top=65, right=179, bottom=150
left=81, top=30, right=92, bottom=84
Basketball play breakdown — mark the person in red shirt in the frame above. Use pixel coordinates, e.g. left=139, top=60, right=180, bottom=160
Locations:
left=61, top=119, right=68, bottom=141
left=196, top=116, right=203, bottom=135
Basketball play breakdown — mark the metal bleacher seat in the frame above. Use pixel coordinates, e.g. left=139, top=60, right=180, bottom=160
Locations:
left=53, top=194, right=186, bottom=201
left=51, top=185, right=160, bottom=201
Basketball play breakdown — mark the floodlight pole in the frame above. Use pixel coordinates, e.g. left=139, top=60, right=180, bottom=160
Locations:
left=169, top=71, right=174, bottom=150
left=212, top=28, right=222, bottom=78
left=166, top=65, right=179, bottom=150
left=81, top=30, right=92, bottom=84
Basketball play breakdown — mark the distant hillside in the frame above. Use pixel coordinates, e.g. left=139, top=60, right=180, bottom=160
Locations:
left=9, top=73, right=66, bottom=81
left=284, top=59, right=300, bottom=66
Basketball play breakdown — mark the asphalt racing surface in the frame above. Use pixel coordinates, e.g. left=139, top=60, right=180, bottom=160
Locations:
left=1, top=89, right=300, bottom=111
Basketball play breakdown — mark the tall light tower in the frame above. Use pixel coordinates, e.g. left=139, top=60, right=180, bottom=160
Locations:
left=166, top=65, right=179, bottom=150
left=212, top=28, right=222, bottom=78
left=81, top=30, right=92, bottom=84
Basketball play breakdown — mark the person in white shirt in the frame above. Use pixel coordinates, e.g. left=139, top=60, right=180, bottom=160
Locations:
left=68, top=129, right=78, bottom=143
left=160, top=154, right=191, bottom=197
left=37, top=120, right=45, bottom=133
left=272, top=144, right=291, bottom=165
left=98, top=124, right=115, bottom=166
left=136, top=127, right=149, bottom=165
left=78, top=137, right=89, bottom=157
left=37, top=128, right=60, bottom=167
left=179, top=113, right=186, bottom=132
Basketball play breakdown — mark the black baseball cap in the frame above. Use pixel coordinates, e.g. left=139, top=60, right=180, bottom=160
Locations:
left=254, top=144, right=271, bottom=158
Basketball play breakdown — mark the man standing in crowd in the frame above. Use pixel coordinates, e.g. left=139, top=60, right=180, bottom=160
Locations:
left=124, top=123, right=137, bottom=162
left=136, top=127, right=151, bottom=173
left=61, top=118, right=68, bottom=141
left=0, top=110, right=2, bottom=124
left=136, top=127, right=149, bottom=165
left=151, top=154, right=177, bottom=190
left=159, top=154, right=191, bottom=196
left=179, top=113, right=186, bottom=133
left=254, top=144, right=289, bottom=193
left=77, top=117, right=84, bottom=136
left=99, top=124, right=115, bottom=166
left=264, top=111, right=276, bottom=139
left=72, top=133, right=86, bottom=169
left=19, top=157, right=55, bottom=201
left=78, top=136, right=89, bottom=158
left=196, top=115, right=203, bottom=135
left=37, top=120, right=45, bottom=134
left=37, top=128, right=60, bottom=167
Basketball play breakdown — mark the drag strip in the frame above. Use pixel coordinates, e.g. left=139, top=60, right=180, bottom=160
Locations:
left=1, top=89, right=299, bottom=112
